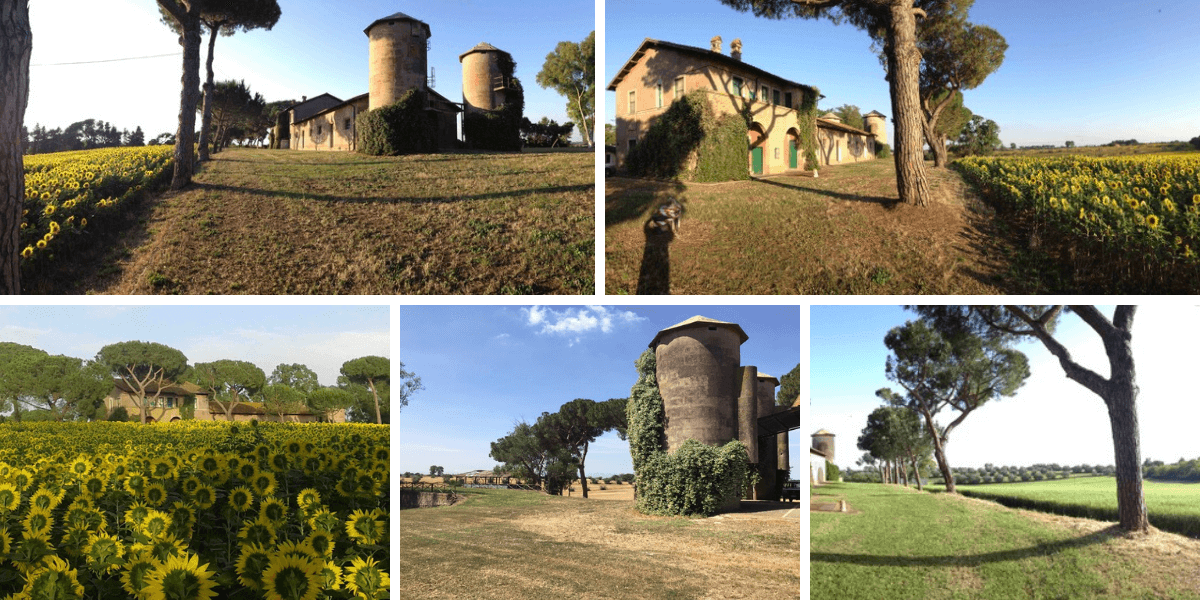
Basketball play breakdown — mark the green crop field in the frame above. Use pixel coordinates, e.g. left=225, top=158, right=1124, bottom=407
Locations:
left=812, top=482, right=1200, bottom=600
left=945, top=477, right=1200, bottom=538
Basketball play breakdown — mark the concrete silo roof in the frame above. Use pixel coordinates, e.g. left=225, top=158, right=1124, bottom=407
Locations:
left=364, top=12, right=430, bottom=36
left=649, top=315, right=748, bottom=348
left=812, top=429, right=835, bottom=436
left=756, top=372, right=779, bottom=385
left=459, top=41, right=510, bottom=61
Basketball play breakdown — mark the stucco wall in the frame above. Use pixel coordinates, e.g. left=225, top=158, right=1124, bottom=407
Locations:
left=400, top=490, right=460, bottom=509
left=612, top=45, right=816, bottom=175
left=818, top=124, right=876, bottom=166
left=367, top=19, right=428, bottom=111
left=291, top=97, right=369, bottom=152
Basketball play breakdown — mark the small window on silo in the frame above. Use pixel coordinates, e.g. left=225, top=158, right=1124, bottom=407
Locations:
left=708, top=327, right=717, bottom=331
left=344, top=118, right=351, bottom=131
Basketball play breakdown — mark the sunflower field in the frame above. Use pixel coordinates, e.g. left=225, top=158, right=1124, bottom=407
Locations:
left=20, top=146, right=174, bottom=277
left=0, top=420, right=389, bottom=600
left=954, top=153, right=1200, bottom=290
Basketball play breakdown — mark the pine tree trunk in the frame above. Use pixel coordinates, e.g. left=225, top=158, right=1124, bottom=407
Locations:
left=0, top=0, right=31, bottom=295
left=171, top=12, right=202, bottom=190
left=1106, top=354, right=1149, bottom=532
left=887, top=2, right=933, bottom=206
left=198, top=25, right=219, bottom=162
left=910, top=454, right=923, bottom=491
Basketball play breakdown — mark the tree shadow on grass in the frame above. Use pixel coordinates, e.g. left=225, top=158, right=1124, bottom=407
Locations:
left=812, top=527, right=1116, bottom=567
left=193, top=182, right=594, bottom=205
left=756, top=176, right=899, bottom=207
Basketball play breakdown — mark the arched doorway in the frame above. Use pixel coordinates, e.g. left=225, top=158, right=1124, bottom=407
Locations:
left=786, top=128, right=800, bottom=170
left=748, top=123, right=767, bottom=175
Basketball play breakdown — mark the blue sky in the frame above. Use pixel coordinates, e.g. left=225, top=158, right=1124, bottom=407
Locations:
left=605, top=0, right=1200, bottom=147
left=398, top=305, right=800, bottom=477
left=26, top=0, right=593, bottom=142
left=811, top=305, right=1200, bottom=471
left=0, top=305, right=389, bottom=387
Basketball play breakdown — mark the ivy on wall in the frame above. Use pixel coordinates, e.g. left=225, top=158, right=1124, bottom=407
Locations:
left=356, top=90, right=436, bottom=155
left=627, top=349, right=749, bottom=517
left=798, top=88, right=820, bottom=171
left=464, top=54, right=524, bottom=151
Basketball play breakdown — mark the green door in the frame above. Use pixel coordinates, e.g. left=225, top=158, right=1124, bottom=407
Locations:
left=751, top=146, right=763, bottom=175
left=788, top=140, right=798, bottom=169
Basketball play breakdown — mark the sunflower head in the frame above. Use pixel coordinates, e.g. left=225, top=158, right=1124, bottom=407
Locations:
left=144, top=482, right=169, bottom=507
left=319, top=561, right=343, bottom=591
left=250, top=472, right=277, bottom=497
left=84, top=531, right=125, bottom=574
left=237, top=520, right=277, bottom=548
left=0, top=482, right=20, bottom=511
left=228, top=486, right=254, bottom=512
left=296, top=488, right=321, bottom=511
left=192, top=484, right=216, bottom=510
left=259, top=497, right=288, bottom=526
left=20, top=555, right=85, bottom=600
left=345, top=509, right=385, bottom=546
left=344, top=555, right=390, bottom=600
left=262, top=554, right=323, bottom=600
left=303, top=530, right=334, bottom=560
left=235, top=543, right=272, bottom=590
left=144, top=552, right=217, bottom=600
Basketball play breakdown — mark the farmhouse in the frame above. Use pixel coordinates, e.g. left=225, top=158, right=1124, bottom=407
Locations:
left=280, top=11, right=516, bottom=152
left=607, top=36, right=887, bottom=177
left=103, top=380, right=344, bottom=423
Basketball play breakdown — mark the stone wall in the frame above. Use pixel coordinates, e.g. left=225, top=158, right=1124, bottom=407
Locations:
left=399, top=490, right=460, bottom=509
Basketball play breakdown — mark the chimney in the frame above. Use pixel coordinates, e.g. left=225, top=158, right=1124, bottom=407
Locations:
left=710, top=35, right=722, bottom=54
left=302, top=95, right=307, bottom=102
left=730, top=38, right=742, bottom=61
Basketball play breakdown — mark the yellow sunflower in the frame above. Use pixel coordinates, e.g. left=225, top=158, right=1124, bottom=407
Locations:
left=296, top=488, right=321, bottom=511
left=139, top=509, right=173, bottom=540
left=228, top=486, right=254, bottom=512
left=84, top=530, right=125, bottom=574
left=259, top=497, right=288, bottom=526
left=261, top=554, right=323, bottom=600
left=319, top=561, right=343, bottom=591
left=143, top=552, right=217, bottom=600
left=237, top=520, right=277, bottom=548
left=191, top=484, right=216, bottom=510
left=144, top=482, right=169, bottom=507
left=0, top=482, right=20, bottom=512
left=19, top=555, right=85, bottom=600
left=345, top=509, right=386, bottom=546
left=250, top=471, right=277, bottom=497
left=344, top=555, right=390, bottom=600
left=22, top=507, right=55, bottom=538
left=1147, top=214, right=1160, bottom=229
left=303, top=530, right=334, bottom=560
left=235, top=543, right=273, bottom=590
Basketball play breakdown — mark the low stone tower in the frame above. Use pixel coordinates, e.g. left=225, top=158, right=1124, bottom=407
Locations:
left=864, top=110, right=888, bottom=146
left=812, top=429, right=836, bottom=463
left=460, top=42, right=515, bottom=115
left=364, top=12, right=431, bottom=111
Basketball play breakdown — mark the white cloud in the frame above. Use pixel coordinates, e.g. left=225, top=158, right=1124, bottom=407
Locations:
left=522, top=306, right=646, bottom=343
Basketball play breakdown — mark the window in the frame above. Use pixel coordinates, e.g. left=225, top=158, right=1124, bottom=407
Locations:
left=761, top=85, right=769, bottom=103
left=674, top=76, right=685, bottom=99
left=166, top=397, right=175, bottom=409
left=731, top=77, right=743, bottom=96
left=628, top=138, right=638, bottom=151
left=785, top=92, right=793, bottom=108
left=655, top=82, right=663, bottom=108
left=627, top=90, right=636, bottom=114
left=774, top=147, right=780, bottom=159
left=317, top=124, right=322, bottom=135
left=344, top=118, right=352, bottom=131
left=773, top=89, right=781, bottom=105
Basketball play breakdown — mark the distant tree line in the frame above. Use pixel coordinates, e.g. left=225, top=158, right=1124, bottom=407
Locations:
left=930, top=463, right=1114, bottom=485
left=1143, top=457, right=1200, bottom=482
left=0, top=340, right=389, bottom=424
left=21, top=120, right=147, bottom=155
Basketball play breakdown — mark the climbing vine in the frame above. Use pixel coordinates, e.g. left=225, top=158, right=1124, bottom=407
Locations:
left=627, top=349, right=750, bottom=517
left=798, top=87, right=820, bottom=171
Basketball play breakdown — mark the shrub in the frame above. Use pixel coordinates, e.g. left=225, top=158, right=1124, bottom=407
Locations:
left=825, top=460, right=841, bottom=482
left=1190, top=136, right=1200, bottom=151
left=627, top=349, right=749, bottom=516
left=877, top=142, right=891, bottom=159
left=106, top=407, right=129, bottom=422
left=356, top=90, right=436, bottom=155
left=599, top=484, right=607, bottom=490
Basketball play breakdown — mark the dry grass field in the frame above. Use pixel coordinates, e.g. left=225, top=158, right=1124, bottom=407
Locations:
left=605, top=160, right=1009, bottom=295
left=400, top=488, right=800, bottom=599
left=42, top=148, right=593, bottom=294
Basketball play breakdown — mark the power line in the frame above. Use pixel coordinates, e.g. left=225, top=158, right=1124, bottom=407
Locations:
left=32, top=52, right=181, bottom=67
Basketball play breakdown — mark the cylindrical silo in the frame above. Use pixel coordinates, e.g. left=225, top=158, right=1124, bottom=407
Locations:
left=777, top=425, right=790, bottom=472
left=364, top=12, right=431, bottom=111
left=459, top=42, right=510, bottom=114
left=650, top=316, right=748, bottom=454
left=756, top=373, right=779, bottom=500
left=737, top=366, right=758, bottom=464
left=812, top=429, right=836, bottom=464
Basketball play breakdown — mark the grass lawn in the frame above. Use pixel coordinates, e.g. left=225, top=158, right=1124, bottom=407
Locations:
left=400, top=488, right=799, bottom=599
left=605, top=160, right=1010, bottom=295
left=812, top=482, right=1200, bottom=600
left=47, top=148, right=593, bottom=294
left=943, top=477, right=1200, bottom=538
